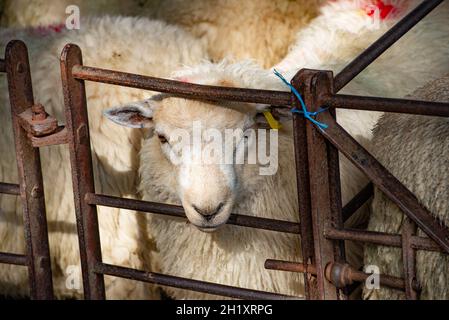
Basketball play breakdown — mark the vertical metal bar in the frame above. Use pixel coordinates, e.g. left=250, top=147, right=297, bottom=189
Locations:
left=60, top=44, right=105, bottom=299
left=295, top=69, right=343, bottom=299
left=5, top=40, right=54, bottom=299
left=326, top=105, right=347, bottom=300
left=291, top=74, right=318, bottom=299
left=402, top=218, right=418, bottom=300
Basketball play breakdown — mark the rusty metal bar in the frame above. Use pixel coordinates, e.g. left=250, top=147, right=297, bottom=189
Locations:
left=325, top=262, right=420, bottom=292
left=72, top=64, right=291, bottom=106
left=85, top=193, right=301, bottom=234
left=325, top=94, right=449, bottom=117
left=342, top=183, right=373, bottom=223
left=297, top=69, right=343, bottom=299
left=334, top=0, right=444, bottom=91
left=0, top=182, right=21, bottom=195
left=402, top=218, right=419, bottom=299
left=5, top=40, right=54, bottom=300
left=314, top=112, right=449, bottom=253
left=265, top=259, right=317, bottom=275
left=290, top=73, right=318, bottom=299
left=95, top=262, right=299, bottom=300
left=265, top=259, right=420, bottom=292
left=324, top=227, right=443, bottom=253
left=0, top=252, right=27, bottom=266
left=326, top=106, right=347, bottom=267
left=60, top=44, right=105, bottom=299
left=0, top=58, right=5, bottom=72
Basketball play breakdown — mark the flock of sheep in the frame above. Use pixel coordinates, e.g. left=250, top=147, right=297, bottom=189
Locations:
left=0, top=0, right=448, bottom=300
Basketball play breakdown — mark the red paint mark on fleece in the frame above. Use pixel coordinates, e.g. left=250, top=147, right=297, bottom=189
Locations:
left=365, top=1, right=396, bottom=20
left=31, top=23, right=66, bottom=36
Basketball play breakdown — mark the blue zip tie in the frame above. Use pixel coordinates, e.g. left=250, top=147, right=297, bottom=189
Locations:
left=273, top=69, right=328, bottom=130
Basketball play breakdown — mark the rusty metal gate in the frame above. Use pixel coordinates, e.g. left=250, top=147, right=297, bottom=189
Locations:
left=0, top=41, right=54, bottom=299
left=1, top=0, right=449, bottom=300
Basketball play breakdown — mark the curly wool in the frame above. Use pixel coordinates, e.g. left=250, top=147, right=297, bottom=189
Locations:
left=363, top=74, right=449, bottom=300
left=140, top=0, right=449, bottom=299
left=0, top=16, right=208, bottom=299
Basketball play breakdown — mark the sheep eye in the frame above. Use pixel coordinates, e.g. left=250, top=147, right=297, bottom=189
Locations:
left=157, top=134, right=168, bottom=144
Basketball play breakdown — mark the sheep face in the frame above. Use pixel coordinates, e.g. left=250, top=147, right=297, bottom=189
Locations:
left=104, top=94, right=279, bottom=231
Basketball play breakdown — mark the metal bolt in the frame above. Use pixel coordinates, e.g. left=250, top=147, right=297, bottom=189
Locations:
left=16, top=62, right=25, bottom=73
left=31, top=185, right=41, bottom=198
left=76, top=124, right=88, bottom=145
left=32, top=104, right=47, bottom=121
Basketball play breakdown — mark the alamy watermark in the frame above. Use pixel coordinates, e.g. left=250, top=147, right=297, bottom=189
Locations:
left=65, top=265, right=82, bottom=291
left=364, top=264, right=380, bottom=290
left=65, top=5, right=80, bottom=30
left=159, top=121, right=279, bottom=176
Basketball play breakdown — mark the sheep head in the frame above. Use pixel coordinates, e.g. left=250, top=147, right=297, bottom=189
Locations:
left=104, top=61, right=286, bottom=231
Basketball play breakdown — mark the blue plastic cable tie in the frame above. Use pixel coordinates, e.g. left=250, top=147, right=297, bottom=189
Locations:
left=273, top=69, right=328, bottom=130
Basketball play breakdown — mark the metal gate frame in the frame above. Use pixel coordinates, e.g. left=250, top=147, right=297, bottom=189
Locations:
left=0, top=41, right=54, bottom=299
left=1, top=0, right=449, bottom=300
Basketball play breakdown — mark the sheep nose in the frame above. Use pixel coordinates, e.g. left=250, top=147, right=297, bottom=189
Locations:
left=192, top=202, right=224, bottom=221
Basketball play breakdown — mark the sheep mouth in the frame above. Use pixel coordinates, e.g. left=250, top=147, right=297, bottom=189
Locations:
left=195, top=222, right=226, bottom=233
left=197, top=226, right=219, bottom=233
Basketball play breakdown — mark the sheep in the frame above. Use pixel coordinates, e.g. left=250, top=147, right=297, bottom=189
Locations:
left=363, top=74, right=449, bottom=300
left=1, top=0, right=326, bottom=68
left=145, top=0, right=327, bottom=68
left=103, top=0, right=449, bottom=299
left=0, top=16, right=209, bottom=299
left=0, top=0, right=142, bottom=27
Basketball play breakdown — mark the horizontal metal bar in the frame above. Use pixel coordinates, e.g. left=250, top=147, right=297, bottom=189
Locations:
left=334, top=0, right=444, bottom=91
left=342, top=183, right=373, bottom=223
left=85, top=193, right=301, bottom=234
left=325, top=94, right=449, bottom=117
left=265, top=259, right=420, bottom=292
left=0, top=252, right=27, bottom=266
left=265, top=259, right=317, bottom=275
left=324, top=227, right=443, bottom=253
left=317, top=114, right=449, bottom=253
left=0, top=182, right=20, bottom=195
left=95, top=262, right=300, bottom=300
left=72, top=65, right=291, bottom=106
left=0, top=59, right=5, bottom=73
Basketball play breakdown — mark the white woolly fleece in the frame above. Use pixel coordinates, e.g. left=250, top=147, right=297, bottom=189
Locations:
left=140, top=0, right=449, bottom=299
left=364, top=74, right=449, bottom=300
left=0, top=16, right=208, bottom=299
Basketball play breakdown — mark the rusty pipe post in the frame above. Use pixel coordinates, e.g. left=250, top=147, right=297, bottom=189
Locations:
left=290, top=73, right=319, bottom=300
left=5, top=40, right=54, bottom=299
left=60, top=44, right=105, bottom=299
left=0, top=59, right=5, bottom=73
left=292, top=69, right=345, bottom=300
left=402, top=218, right=419, bottom=299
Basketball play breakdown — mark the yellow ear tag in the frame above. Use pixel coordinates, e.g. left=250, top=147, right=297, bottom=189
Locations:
left=263, top=111, right=282, bottom=130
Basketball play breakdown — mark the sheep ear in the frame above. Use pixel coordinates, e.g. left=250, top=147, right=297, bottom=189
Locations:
left=103, top=99, right=158, bottom=129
